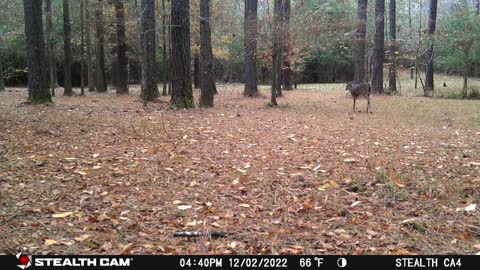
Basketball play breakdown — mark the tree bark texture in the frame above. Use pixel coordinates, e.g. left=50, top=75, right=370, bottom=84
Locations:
left=282, top=0, right=292, bottom=91
left=63, top=0, right=73, bottom=96
left=45, top=0, right=56, bottom=96
left=388, top=0, right=397, bottom=93
left=95, top=0, right=107, bottom=92
left=141, top=0, right=159, bottom=102
left=354, top=0, right=367, bottom=84
left=425, top=0, right=437, bottom=94
left=171, top=0, right=194, bottom=108
left=371, top=0, right=384, bottom=94
left=114, top=0, right=129, bottom=94
left=86, top=0, right=95, bottom=92
left=243, top=0, right=258, bottom=97
left=23, top=0, right=52, bottom=104
left=199, top=0, right=216, bottom=107
left=271, top=0, right=283, bottom=105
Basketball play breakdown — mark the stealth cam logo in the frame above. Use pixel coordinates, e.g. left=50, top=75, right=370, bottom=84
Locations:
left=16, top=251, right=32, bottom=269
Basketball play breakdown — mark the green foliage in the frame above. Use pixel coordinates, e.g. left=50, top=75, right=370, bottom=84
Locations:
left=468, top=87, right=480, bottom=99
left=437, top=2, right=480, bottom=74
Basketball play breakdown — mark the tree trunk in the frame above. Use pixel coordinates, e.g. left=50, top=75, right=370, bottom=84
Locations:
left=371, top=0, right=384, bottom=94
left=162, top=0, right=168, bottom=96
left=199, top=0, right=216, bottom=107
left=171, top=0, right=194, bottom=108
left=425, top=0, right=437, bottom=95
left=86, top=0, right=95, bottom=92
left=45, top=0, right=56, bottom=96
left=167, top=0, right=172, bottom=96
left=110, top=37, right=119, bottom=90
left=476, top=0, right=479, bottom=16
left=23, top=0, right=52, bottom=104
left=271, top=0, right=283, bottom=106
left=141, top=0, right=159, bottom=102
left=114, top=0, right=128, bottom=94
left=354, top=0, right=368, bottom=84
left=63, top=0, right=73, bottom=96
left=95, top=0, right=107, bottom=92
left=463, top=51, right=469, bottom=98
left=80, top=0, right=85, bottom=95
left=0, top=56, right=4, bottom=91
left=414, top=0, right=423, bottom=90
left=243, top=0, right=258, bottom=97
left=193, top=54, right=200, bottom=89
left=282, top=0, right=293, bottom=91
left=388, top=0, right=397, bottom=93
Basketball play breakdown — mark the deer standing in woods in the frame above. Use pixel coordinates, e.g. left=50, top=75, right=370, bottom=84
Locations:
left=346, top=81, right=372, bottom=113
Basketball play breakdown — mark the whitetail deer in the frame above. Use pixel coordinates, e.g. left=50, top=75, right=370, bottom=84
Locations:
left=346, top=81, right=371, bottom=113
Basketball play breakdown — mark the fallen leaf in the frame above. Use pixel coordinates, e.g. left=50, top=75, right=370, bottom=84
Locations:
left=351, top=201, right=361, bottom=207
left=172, top=200, right=183, bottom=205
left=391, top=176, right=405, bottom=188
left=44, top=239, right=57, bottom=247
left=74, top=234, right=92, bottom=242
left=239, top=204, right=251, bottom=208
left=302, top=200, right=312, bottom=210
left=465, top=204, right=476, bottom=212
left=52, top=212, right=73, bottom=218
left=189, top=181, right=199, bottom=187
left=186, top=220, right=197, bottom=227
left=178, top=205, right=192, bottom=210
left=100, top=242, right=112, bottom=251
left=344, top=158, right=357, bottom=163
left=16, top=200, right=29, bottom=206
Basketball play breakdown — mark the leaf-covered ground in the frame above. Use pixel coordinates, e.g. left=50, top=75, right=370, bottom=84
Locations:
left=1, top=84, right=479, bottom=255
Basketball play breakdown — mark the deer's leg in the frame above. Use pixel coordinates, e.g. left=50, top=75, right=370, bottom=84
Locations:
left=353, top=97, right=356, bottom=112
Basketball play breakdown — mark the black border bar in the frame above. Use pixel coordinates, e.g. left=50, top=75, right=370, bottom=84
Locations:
left=3, top=255, right=478, bottom=270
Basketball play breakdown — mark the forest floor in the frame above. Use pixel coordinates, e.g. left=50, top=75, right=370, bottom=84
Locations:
left=0, top=82, right=479, bottom=255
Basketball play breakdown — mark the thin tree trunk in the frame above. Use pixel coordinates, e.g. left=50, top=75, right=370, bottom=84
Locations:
left=388, top=0, right=397, bottom=93
left=371, top=0, right=384, bottom=94
left=63, top=0, right=73, bottom=96
left=23, top=0, right=52, bottom=104
left=162, top=0, right=168, bottom=96
left=425, top=0, right=437, bottom=95
left=193, top=54, right=200, bottom=89
left=86, top=0, right=95, bottom=92
left=80, top=0, right=85, bottom=95
left=414, top=0, right=423, bottom=90
left=171, top=0, right=194, bottom=108
left=141, top=0, right=159, bottom=102
left=282, top=0, right=292, bottom=91
left=463, top=51, right=469, bottom=98
left=199, top=0, right=216, bottom=107
left=476, top=0, right=479, bottom=15
left=271, top=0, right=282, bottom=106
left=167, top=0, right=172, bottom=96
left=354, top=0, right=368, bottom=84
left=95, top=0, right=107, bottom=92
left=134, top=0, right=142, bottom=85
left=0, top=56, right=4, bottom=91
left=114, top=0, right=128, bottom=94
left=45, top=0, right=56, bottom=96
left=243, top=0, right=258, bottom=97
